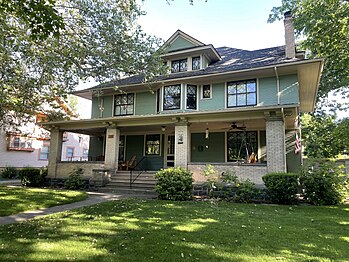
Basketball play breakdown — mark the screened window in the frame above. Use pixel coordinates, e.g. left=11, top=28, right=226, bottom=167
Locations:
left=186, top=85, right=197, bottom=110
left=202, top=84, right=211, bottom=99
left=171, top=59, right=187, bottom=73
left=227, top=80, right=257, bottom=107
left=145, top=134, right=160, bottom=156
left=163, top=85, right=181, bottom=110
left=192, top=56, right=201, bottom=70
left=39, top=145, right=50, bottom=160
left=114, top=93, right=134, bottom=116
left=227, top=131, right=258, bottom=162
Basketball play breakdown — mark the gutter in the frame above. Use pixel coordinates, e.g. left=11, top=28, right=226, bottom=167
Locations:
left=274, top=66, right=280, bottom=105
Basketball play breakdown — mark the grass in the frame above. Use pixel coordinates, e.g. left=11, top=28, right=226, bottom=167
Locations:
left=0, top=199, right=348, bottom=261
left=0, top=186, right=88, bottom=216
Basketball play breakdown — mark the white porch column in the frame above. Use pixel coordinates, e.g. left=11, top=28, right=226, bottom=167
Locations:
left=48, top=128, right=63, bottom=178
left=266, top=117, right=286, bottom=173
left=174, top=124, right=190, bottom=168
left=104, top=127, right=120, bottom=169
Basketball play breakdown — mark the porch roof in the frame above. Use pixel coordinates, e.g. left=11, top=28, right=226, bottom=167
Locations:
left=40, top=104, right=298, bottom=134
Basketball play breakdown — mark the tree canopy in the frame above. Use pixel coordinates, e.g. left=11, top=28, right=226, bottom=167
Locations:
left=0, top=0, right=166, bottom=128
left=269, top=0, right=349, bottom=105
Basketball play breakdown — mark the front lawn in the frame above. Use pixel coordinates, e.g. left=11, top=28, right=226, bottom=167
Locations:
left=0, top=186, right=88, bottom=216
left=0, top=199, right=348, bottom=261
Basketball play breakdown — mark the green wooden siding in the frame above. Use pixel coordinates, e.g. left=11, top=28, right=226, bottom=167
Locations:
left=199, top=83, right=225, bottom=111
left=91, top=96, right=113, bottom=118
left=191, top=132, right=225, bottom=162
left=125, top=135, right=164, bottom=171
left=259, top=77, right=278, bottom=106
left=165, top=36, right=196, bottom=52
left=280, top=75, right=299, bottom=105
left=135, top=92, right=156, bottom=115
left=285, top=130, right=302, bottom=172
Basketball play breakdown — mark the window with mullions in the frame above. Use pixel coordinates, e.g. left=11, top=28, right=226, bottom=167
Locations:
left=114, top=94, right=134, bottom=116
left=192, top=56, right=201, bottom=70
left=186, top=85, right=197, bottom=110
left=163, top=85, right=181, bottom=110
left=171, top=59, right=187, bottom=73
left=227, top=131, right=258, bottom=162
left=202, top=84, right=211, bottom=99
left=227, top=80, right=257, bottom=107
left=145, top=134, right=160, bottom=156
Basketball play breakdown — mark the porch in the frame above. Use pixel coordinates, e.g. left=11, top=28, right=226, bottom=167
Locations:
left=45, top=107, right=301, bottom=188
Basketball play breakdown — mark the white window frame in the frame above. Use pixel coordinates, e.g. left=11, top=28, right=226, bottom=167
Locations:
left=185, top=84, right=198, bottom=110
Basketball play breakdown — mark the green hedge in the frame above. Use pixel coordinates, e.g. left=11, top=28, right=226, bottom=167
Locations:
left=19, top=167, right=47, bottom=187
left=262, top=172, right=299, bottom=204
left=155, top=167, right=193, bottom=201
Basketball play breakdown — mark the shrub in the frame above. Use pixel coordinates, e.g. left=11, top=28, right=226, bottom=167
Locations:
left=1, top=166, right=18, bottom=179
left=234, top=179, right=261, bottom=203
left=155, top=167, right=193, bottom=201
left=19, top=167, right=47, bottom=187
left=262, top=172, right=299, bottom=204
left=64, top=168, right=85, bottom=190
left=300, top=161, right=348, bottom=205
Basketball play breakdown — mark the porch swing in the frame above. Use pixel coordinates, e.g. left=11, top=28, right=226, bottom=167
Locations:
left=237, top=132, right=256, bottom=163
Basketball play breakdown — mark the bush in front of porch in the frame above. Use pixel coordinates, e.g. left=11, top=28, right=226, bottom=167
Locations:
left=155, top=167, right=193, bottom=201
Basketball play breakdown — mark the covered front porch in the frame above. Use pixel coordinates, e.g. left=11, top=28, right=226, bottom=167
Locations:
left=44, top=106, right=300, bottom=186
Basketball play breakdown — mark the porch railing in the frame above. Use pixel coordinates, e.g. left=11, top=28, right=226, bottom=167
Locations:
left=129, top=156, right=147, bottom=189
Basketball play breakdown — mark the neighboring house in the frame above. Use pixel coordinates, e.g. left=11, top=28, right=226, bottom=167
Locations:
left=43, top=13, right=323, bottom=185
left=0, top=106, right=89, bottom=171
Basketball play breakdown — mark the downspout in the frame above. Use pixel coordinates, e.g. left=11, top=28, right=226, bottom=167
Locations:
left=274, top=66, right=280, bottom=105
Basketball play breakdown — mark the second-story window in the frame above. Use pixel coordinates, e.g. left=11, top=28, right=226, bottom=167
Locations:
left=171, top=59, right=187, bottom=73
left=186, top=85, right=197, bottom=110
left=202, top=84, right=211, bottom=99
left=227, top=80, right=257, bottom=107
left=192, top=56, right=201, bottom=70
left=114, top=93, right=134, bottom=116
left=163, top=85, right=181, bottom=110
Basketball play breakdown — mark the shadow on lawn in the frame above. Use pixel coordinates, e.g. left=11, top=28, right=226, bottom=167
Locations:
left=0, top=200, right=348, bottom=261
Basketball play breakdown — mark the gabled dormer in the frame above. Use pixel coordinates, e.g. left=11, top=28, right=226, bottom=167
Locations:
left=161, top=30, right=221, bottom=73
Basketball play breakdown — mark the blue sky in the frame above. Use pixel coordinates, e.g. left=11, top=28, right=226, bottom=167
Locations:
left=138, top=0, right=284, bottom=50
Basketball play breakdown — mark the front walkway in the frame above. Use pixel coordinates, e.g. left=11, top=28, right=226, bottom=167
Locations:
left=0, top=191, right=153, bottom=226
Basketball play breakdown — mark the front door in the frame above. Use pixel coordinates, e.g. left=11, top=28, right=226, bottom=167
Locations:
left=165, top=135, right=175, bottom=167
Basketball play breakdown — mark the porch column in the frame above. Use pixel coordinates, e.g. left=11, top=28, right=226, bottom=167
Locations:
left=104, top=127, right=120, bottom=169
left=48, top=128, right=63, bottom=178
left=174, top=124, right=190, bottom=168
left=266, top=117, right=286, bottom=173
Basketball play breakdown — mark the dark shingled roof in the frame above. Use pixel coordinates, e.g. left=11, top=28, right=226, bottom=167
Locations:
left=85, top=45, right=298, bottom=90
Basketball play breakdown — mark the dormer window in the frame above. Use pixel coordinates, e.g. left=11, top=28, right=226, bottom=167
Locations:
left=192, top=56, right=201, bottom=70
left=171, top=59, right=187, bottom=73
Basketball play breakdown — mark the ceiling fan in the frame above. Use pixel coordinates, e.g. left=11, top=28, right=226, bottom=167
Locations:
left=229, top=122, right=246, bottom=131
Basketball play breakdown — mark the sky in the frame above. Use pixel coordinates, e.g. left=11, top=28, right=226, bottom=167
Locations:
left=77, top=0, right=285, bottom=118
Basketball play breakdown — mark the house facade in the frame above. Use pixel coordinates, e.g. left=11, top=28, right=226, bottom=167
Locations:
left=43, top=14, right=323, bottom=185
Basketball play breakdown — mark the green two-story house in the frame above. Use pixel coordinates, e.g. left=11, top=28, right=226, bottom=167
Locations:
left=44, top=14, right=323, bottom=186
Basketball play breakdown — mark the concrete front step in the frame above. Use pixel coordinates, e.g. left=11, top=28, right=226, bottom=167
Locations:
left=98, top=187, right=157, bottom=197
left=107, top=182, right=155, bottom=189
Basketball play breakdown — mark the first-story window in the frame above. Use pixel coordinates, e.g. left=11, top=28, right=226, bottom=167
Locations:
left=83, top=148, right=88, bottom=160
left=202, top=84, right=211, bottom=99
left=114, top=93, right=134, bottom=116
left=163, top=85, right=181, bottom=110
left=227, top=79, right=257, bottom=107
left=227, top=131, right=258, bottom=162
left=145, top=134, right=160, bottom=156
left=119, top=135, right=125, bottom=161
left=186, top=85, right=197, bottom=110
left=39, top=144, right=50, bottom=160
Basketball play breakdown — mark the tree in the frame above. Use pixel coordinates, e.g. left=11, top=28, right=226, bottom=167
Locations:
left=302, top=113, right=348, bottom=158
left=268, top=0, right=349, bottom=106
left=0, top=0, right=166, bottom=128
